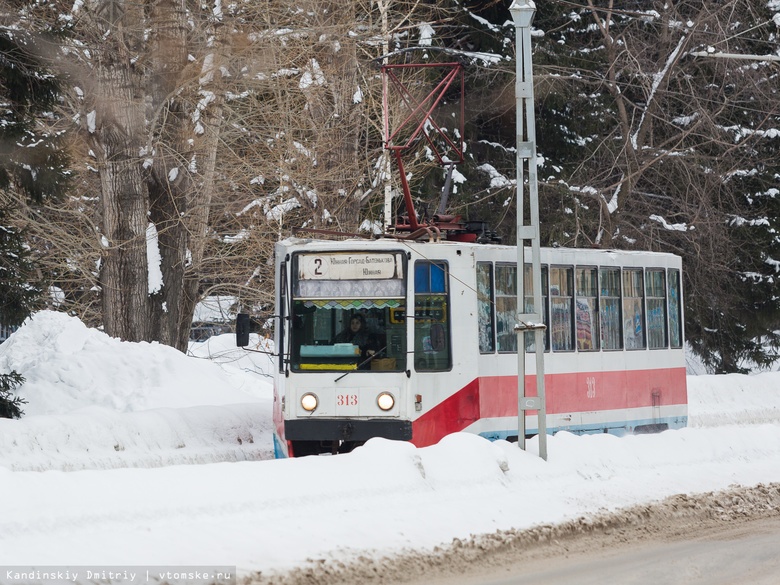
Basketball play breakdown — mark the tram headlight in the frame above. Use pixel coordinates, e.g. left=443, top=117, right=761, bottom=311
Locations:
left=300, top=392, right=318, bottom=412
left=377, top=392, right=395, bottom=411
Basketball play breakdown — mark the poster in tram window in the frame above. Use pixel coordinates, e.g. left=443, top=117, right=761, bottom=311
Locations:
left=600, top=299, right=621, bottom=349
left=575, top=298, right=597, bottom=350
left=623, top=298, right=644, bottom=349
left=551, top=297, right=573, bottom=351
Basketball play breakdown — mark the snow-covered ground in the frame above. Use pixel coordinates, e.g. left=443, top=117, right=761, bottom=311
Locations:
left=1, top=311, right=780, bottom=583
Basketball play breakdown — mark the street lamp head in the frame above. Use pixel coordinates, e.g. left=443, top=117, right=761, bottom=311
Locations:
left=510, top=0, right=536, bottom=28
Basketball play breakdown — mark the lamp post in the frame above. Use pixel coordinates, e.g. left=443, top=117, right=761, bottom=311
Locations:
left=510, top=0, right=547, bottom=461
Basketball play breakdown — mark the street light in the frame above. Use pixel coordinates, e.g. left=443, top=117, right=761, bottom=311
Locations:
left=509, top=0, right=548, bottom=461
left=510, top=0, right=535, bottom=28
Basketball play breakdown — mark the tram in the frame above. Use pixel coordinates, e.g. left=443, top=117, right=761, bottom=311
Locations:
left=240, top=237, right=687, bottom=458
left=237, top=48, right=687, bottom=458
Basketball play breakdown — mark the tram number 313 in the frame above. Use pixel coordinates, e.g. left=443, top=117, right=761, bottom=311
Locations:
left=337, top=394, right=358, bottom=406
left=586, top=377, right=597, bottom=399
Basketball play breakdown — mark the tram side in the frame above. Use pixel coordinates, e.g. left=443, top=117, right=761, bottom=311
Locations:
left=264, top=238, right=687, bottom=457
left=404, top=244, right=687, bottom=447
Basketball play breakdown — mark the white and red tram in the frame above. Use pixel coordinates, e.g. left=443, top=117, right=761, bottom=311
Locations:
left=257, top=236, right=687, bottom=458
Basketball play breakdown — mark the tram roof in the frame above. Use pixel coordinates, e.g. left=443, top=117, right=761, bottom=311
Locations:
left=277, top=236, right=683, bottom=265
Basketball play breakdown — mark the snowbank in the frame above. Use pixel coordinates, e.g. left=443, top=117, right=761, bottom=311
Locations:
left=0, top=311, right=274, bottom=471
left=0, top=311, right=266, bottom=414
left=0, top=311, right=780, bottom=580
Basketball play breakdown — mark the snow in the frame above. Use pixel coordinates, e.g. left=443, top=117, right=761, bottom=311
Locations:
left=146, top=223, right=163, bottom=295
left=1, top=311, right=780, bottom=580
left=418, top=23, right=434, bottom=47
left=649, top=214, right=691, bottom=232
left=478, top=163, right=512, bottom=189
left=632, top=35, right=688, bottom=151
left=299, top=59, right=325, bottom=90
left=192, top=295, right=237, bottom=323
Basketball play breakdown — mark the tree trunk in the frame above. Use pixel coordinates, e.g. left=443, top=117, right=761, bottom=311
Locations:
left=146, top=0, right=192, bottom=350
left=91, top=12, right=150, bottom=343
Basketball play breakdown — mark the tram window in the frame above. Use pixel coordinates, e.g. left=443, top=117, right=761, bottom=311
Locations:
left=523, top=264, right=549, bottom=352
left=550, top=267, right=574, bottom=351
left=289, top=300, right=404, bottom=372
left=575, top=267, right=599, bottom=351
left=287, top=251, right=407, bottom=372
left=414, top=261, right=451, bottom=371
left=599, top=268, right=622, bottom=350
left=646, top=269, right=668, bottom=348
left=668, top=268, right=683, bottom=348
left=495, top=264, right=517, bottom=353
left=477, top=262, right=495, bottom=353
left=415, top=261, right=446, bottom=293
left=623, top=269, right=646, bottom=350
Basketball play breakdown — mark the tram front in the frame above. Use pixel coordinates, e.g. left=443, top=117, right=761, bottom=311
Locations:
left=266, top=240, right=411, bottom=457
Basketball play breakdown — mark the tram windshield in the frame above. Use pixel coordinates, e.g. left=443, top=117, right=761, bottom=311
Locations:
left=289, top=251, right=407, bottom=372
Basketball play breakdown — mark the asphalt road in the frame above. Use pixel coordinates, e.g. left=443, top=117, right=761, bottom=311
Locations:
left=425, top=515, right=780, bottom=585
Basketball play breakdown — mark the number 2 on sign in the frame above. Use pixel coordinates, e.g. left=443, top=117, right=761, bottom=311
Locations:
left=337, top=394, right=358, bottom=406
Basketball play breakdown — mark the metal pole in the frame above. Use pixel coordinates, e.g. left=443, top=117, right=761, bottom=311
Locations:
left=513, top=2, right=528, bottom=452
left=511, top=0, right=547, bottom=461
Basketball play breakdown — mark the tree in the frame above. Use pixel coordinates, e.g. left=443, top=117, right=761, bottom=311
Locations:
left=462, top=0, right=780, bottom=372
left=0, top=11, right=67, bottom=416
left=8, top=0, right=457, bottom=350
left=6, top=0, right=235, bottom=351
left=10, top=0, right=780, bottom=371
left=0, top=371, right=26, bottom=419
left=553, top=0, right=780, bottom=372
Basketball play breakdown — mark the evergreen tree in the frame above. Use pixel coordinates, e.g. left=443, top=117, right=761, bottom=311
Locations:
left=461, top=0, right=780, bottom=372
left=0, top=371, right=26, bottom=419
left=0, top=22, right=67, bottom=203
left=0, top=208, right=43, bottom=324
left=1, top=10, right=68, bottom=415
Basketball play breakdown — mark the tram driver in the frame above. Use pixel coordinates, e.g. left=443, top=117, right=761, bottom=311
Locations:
left=335, top=313, right=381, bottom=365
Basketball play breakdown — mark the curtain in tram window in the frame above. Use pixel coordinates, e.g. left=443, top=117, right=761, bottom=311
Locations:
left=297, top=279, right=404, bottom=298
left=477, top=263, right=495, bottom=353
left=600, top=268, right=622, bottom=350
left=646, top=269, right=667, bottom=348
left=668, top=269, right=683, bottom=348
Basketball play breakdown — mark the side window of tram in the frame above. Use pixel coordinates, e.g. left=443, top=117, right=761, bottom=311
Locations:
left=494, top=264, right=549, bottom=353
left=549, top=267, right=574, bottom=351
left=599, top=268, right=622, bottom=350
left=623, top=269, right=645, bottom=349
left=646, top=269, right=668, bottom=349
left=495, top=264, right=517, bottom=353
left=575, top=267, right=599, bottom=351
left=414, top=261, right=451, bottom=371
left=523, top=264, right=549, bottom=352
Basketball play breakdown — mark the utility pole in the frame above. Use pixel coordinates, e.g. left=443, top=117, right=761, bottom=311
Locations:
left=510, top=0, right=547, bottom=461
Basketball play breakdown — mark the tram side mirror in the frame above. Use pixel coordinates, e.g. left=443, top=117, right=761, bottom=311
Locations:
left=236, top=313, right=250, bottom=347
